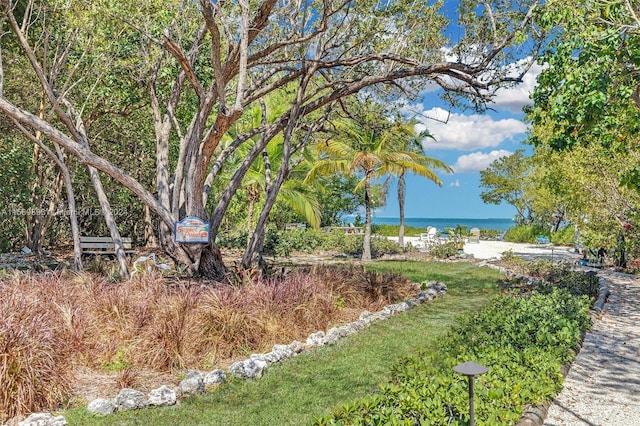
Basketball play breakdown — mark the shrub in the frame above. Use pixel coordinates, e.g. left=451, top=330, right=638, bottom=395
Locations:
left=504, top=224, right=548, bottom=243
left=550, top=226, right=576, bottom=246
left=0, top=266, right=417, bottom=415
left=314, top=289, right=592, bottom=425
left=340, top=235, right=402, bottom=258
left=275, top=229, right=327, bottom=254
left=498, top=259, right=599, bottom=300
left=216, top=230, right=250, bottom=250
left=223, top=228, right=404, bottom=258
left=0, top=276, right=74, bottom=422
left=371, top=224, right=427, bottom=237
left=479, top=228, right=505, bottom=240
left=430, top=241, right=458, bottom=258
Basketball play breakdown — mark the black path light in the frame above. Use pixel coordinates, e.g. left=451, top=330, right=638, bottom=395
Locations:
left=453, top=361, right=488, bottom=426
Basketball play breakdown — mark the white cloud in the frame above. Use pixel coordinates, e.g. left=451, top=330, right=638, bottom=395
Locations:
left=415, top=107, right=527, bottom=151
left=452, top=150, right=513, bottom=173
left=450, top=179, right=461, bottom=187
left=492, top=60, right=544, bottom=113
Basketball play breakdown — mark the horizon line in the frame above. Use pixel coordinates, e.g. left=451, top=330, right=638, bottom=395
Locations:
left=346, top=215, right=513, bottom=220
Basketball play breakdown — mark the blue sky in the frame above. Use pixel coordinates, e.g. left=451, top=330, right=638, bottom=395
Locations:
left=373, top=4, right=542, bottom=220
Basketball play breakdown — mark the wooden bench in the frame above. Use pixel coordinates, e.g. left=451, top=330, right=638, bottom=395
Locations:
left=285, top=223, right=307, bottom=231
left=322, top=226, right=363, bottom=235
left=80, top=236, right=135, bottom=256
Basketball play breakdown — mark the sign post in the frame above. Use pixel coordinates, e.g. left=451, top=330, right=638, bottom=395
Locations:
left=174, top=217, right=210, bottom=244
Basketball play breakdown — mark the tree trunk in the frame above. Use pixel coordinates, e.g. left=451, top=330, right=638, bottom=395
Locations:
left=87, top=166, right=129, bottom=278
left=362, top=174, right=372, bottom=262
left=398, top=171, right=406, bottom=248
left=197, top=243, right=229, bottom=281
left=242, top=177, right=282, bottom=270
left=26, top=102, right=64, bottom=253
left=55, top=145, right=83, bottom=271
left=10, top=118, right=84, bottom=270
left=143, top=204, right=158, bottom=248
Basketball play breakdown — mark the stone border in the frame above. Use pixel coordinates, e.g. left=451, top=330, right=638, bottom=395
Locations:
left=16, top=282, right=448, bottom=426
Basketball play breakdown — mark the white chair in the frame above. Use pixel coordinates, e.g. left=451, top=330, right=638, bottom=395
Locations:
left=419, top=227, right=439, bottom=246
left=469, top=227, right=480, bottom=243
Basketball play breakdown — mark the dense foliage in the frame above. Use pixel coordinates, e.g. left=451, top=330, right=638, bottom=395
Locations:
left=219, top=228, right=404, bottom=259
left=314, top=289, right=592, bottom=425
left=0, top=0, right=545, bottom=278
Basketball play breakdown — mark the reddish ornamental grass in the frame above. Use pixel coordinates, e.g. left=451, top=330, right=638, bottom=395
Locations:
left=0, top=265, right=415, bottom=421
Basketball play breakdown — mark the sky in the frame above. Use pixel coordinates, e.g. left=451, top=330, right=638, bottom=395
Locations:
left=372, top=4, right=542, bottom=220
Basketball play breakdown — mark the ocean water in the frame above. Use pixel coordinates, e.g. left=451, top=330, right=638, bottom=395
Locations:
left=366, top=217, right=514, bottom=232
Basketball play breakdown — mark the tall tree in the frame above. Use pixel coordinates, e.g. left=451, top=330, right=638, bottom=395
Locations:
left=479, top=149, right=534, bottom=225
left=0, top=0, right=546, bottom=279
left=528, top=0, right=640, bottom=159
left=384, top=121, right=451, bottom=247
left=305, top=116, right=448, bottom=260
left=526, top=0, right=640, bottom=251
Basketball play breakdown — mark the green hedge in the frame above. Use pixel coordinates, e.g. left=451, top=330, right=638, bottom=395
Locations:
left=313, top=289, right=591, bottom=425
left=504, top=225, right=576, bottom=246
left=218, top=228, right=403, bottom=258
left=504, top=224, right=548, bottom=243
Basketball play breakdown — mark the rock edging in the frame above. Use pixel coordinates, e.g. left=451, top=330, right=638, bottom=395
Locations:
left=15, top=281, right=447, bottom=426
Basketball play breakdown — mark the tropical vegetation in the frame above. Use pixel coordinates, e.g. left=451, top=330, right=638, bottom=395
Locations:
left=0, top=0, right=545, bottom=278
left=3, top=0, right=640, bottom=423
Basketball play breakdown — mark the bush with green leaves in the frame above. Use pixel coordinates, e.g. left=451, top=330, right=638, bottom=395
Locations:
left=314, top=289, right=592, bottom=425
left=430, top=241, right=459, bottom=258
left=550, top=226, right=576, bottom=246
left=340, top=235, right=403, bottom=258
left=504, top=224, right=548, bottom=243
left=479, top=228, right=505, bottom=240
left=218, top=228, right=403, bottom=259
left=497, top=258, right=599, bottom=300
left=371, top=224, right=427, bottom=237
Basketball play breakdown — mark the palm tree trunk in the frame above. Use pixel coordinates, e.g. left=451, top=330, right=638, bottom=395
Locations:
left=362, top=174, right=372, bottom=261
left=398, top=171, right=406, bottom=248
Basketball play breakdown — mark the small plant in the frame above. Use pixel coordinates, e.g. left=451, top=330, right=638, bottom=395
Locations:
left=102, top=347, right=131, bottom=372
left=226, top=261, right=263, bottom=286
left=445, top=225, right=468, bottom=250
left=117, top=367, right=139, bottom=389
left=429, top=241, right=458, bottom=258
left=500, top=250, right=528, bottom=274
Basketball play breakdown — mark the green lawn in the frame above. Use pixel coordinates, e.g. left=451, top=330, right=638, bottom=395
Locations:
left=63, top=261, right=502, bottom=426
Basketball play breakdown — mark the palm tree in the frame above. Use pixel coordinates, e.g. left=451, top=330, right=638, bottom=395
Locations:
left=242, top=140, right=321, bottom=238
left=306, top=118, right=449, bottom=260
left=383, top=122, right=452, bottom=247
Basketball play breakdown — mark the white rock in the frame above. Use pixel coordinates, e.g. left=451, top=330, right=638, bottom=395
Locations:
left=180, top=370, right=205, bottom=395
left=87, top=398, right=116, bottom=415
left=305, top=331, right=326, bottom=347
left=229, top=359, right=268, bottom=379
left=204, top=369, right=227, bottom=386
left=19, top=412, right=67, bottom=426
left=270, top=344, right=294, bottom=361
left=114, top=388, right=148, bottom=411
left=148, top=385, right=177, bottom=406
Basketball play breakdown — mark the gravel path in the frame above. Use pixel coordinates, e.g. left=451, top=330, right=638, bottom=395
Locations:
left=543, top=270, right=640, bottom=426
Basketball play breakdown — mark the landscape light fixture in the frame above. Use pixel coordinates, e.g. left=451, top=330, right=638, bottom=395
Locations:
left=453, top=360, right=488, bottom=426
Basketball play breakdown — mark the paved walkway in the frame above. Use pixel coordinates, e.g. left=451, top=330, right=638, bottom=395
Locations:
left=544, top=270, right=640, bottom=425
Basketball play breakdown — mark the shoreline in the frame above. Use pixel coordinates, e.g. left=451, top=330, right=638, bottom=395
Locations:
left=389, top=236, right=580, bottom=262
